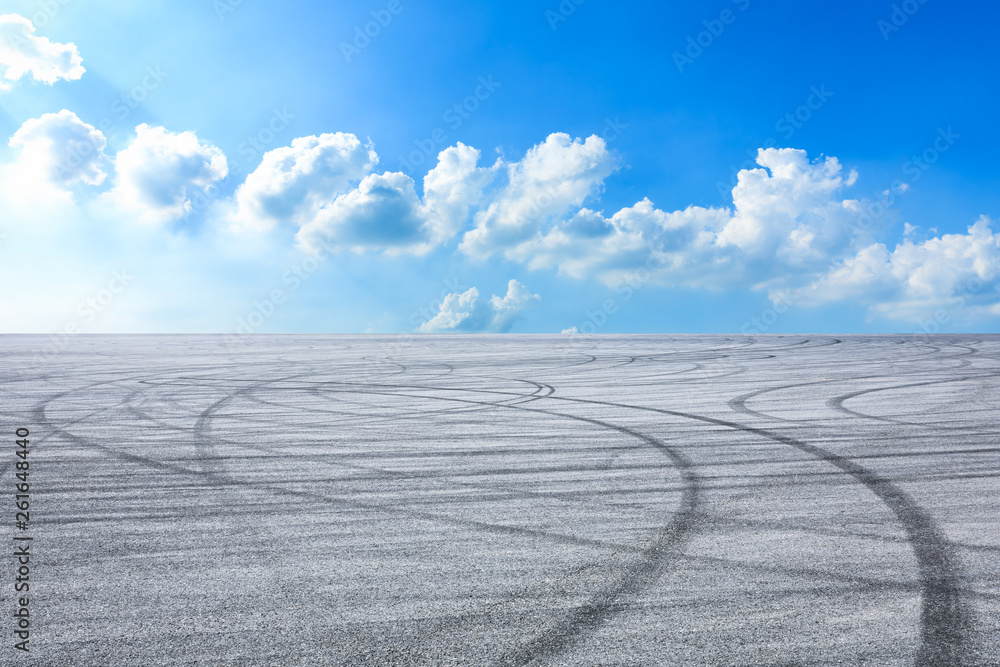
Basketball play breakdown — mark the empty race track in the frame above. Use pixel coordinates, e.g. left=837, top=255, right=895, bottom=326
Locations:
left=1, top=335, right=998, bottom=665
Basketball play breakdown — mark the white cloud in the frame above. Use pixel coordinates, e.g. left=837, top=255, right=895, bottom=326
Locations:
left=420, top=142, right=497, bottom=244
left=490, top=278, right=543, bottom=331
left=499, top=147, right=873, bottom=291
left=6, top=109, right=108, bottom=190
left=3, top=110, right=998, bottom=328
left=419, top=286, right=480, bottom=333
left=297, top=171, right=433, bottom=253
left=237, top=136, right=499, bottom=255
left=297, top=143, right=499, bottom=254
left=787, top=216, right=1000, bottom=321
left=0, top=14, right=84, bottom=91
left=232, top=133, right=376, bottom=232
left=108, top=124, right=228, bottom=225
left=460, top=133, right=619, bottom=258
left=561, top=326, right=579, bottom=334
left=716, top=148, right=860, bottom=256
left=419, top=279, right=540, bottom=333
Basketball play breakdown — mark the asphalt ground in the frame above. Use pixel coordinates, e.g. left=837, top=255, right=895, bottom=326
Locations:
left=0, top=334, right=997, bottom=665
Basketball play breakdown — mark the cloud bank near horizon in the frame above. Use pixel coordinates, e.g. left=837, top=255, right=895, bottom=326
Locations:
left=6, top=107, right=997, bottom=327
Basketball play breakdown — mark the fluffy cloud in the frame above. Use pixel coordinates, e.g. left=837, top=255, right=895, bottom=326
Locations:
left=460, top=133, right=619, bottom=258
left=296, top=142, right=496, bottom=254
left=420, top=143, right=497, bottom=243
left=232, top=132, right=619, bottom=257
left=787, top=216, right=1000, bottom=321
left=7, top=109, right=108, bottom=188
left=0, top=14, right=84, bottom=90
left=419, top=279, right=540, bottom=333
left=504, top=148, right=869, bottom=291
left=232, top=133, right=376, bottom=232
left=3, top=109, right=998, bottom=326
left=716, top=148, right=860, bottom=257
left=108, top=124, right=228, bottom=224
left=297, top=172, right=432, bottom=253
left=234, top=134, right=497, bottom=254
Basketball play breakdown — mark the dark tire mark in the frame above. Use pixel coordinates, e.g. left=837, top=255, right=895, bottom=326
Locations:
left=248, top=377, right=701, bottom=666
left=827, top=376, right=994, bottom=428
left=553, top=393, right=973, bottom=666
left=32, top=383, right=650, bottom=557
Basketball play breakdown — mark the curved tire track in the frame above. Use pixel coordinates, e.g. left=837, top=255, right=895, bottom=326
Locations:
left=549, top=393, right=972, bottom=666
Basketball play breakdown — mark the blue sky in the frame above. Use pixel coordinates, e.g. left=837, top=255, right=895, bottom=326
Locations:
left=1, top=0, right=999, bottom=334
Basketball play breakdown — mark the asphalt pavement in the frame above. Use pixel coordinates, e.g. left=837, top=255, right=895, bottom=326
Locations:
left=0, top=334, right=997, bottom=665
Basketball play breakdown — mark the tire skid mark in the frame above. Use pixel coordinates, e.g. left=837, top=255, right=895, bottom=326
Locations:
left=193, top=370, right=359, bottom=476
left=730, top=377, right=873, bottom=423
left=17, top=337, right=991, bottom=665
left=31, top=378, right=675, bottom=561
left=551, top=393, right=973, bottom=666
left=277, top=378, right=700, bottom=665
left=827, top=375, right=999, bottom=429
left=213, top=375, right=550, bottom=430
left=162, top=369, right=700, bottom=666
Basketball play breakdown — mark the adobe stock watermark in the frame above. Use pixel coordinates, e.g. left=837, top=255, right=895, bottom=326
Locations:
left=741, top=291, right=794, bottom=334
left=110, top=65, right=169, bottom=123
left=562, top=254, right=667, bottom=342
left=224, top=260, right=322, bottom=346
left=398, top=75, right=502, bottom=172
left=844, top=126, right=959, bottom=237
left=235, top=107, right=296, bottom=165
left=599, top=115, right=629, bottom=145
left=54, top=64, right=169, bottom=182
left=19, top=0, right=73, bottom=29
left=545, top=0, right=588, bottom=31
left=716, top=84, right=833, bottom=202
left=190, top=107, right=296, bottom=212
left=341, top=0, right=407, bottom=63
left=673, top=0, right=752, bottom=74
left=215, top=0, right=246, bottom=21
left=35, top=269, right=134, bottom=363
left=913, top=267, right=997, bottom=341
left=375, top=278, right=472, bottom=359
left=775, top=85, right=834, bottom=141
left=224, top=236, right=338, bottom=347
left=878, top=0, right=929, bottom=41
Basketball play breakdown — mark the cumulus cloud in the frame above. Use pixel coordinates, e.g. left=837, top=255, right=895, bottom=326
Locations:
left=460, top=133, right=619, bottom=258
left=3, top=109, right=998, bottom=326
left=297, top=143, right=498, bottom=254
left=7, top=109, right=108, bottom=188
left=716, top=148, right=860, bottom=257
left=420, top=143, right=497, bottom=243
left=229, top=132, right=620, bottom=257
left=787, top=216, right=1000, bottom=321
left=490, top=279, right=543, bottom=330
left=419, top=279, right=540, bottom=333
left=502, top=148, right=870, bottom=292
left=108, top=124, right=228, bottom=224
left=298, top=171, right=432, bottom=253
left=0, top=14, right=84, bottom=90
left=234, top=134, right=498, bottom=254
left=232, top=133, right=377, bottom=232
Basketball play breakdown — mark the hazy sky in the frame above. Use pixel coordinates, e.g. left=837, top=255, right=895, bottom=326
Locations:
left=1, top=0, right=999, bottom=334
